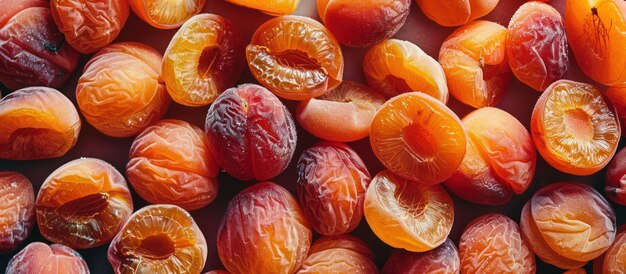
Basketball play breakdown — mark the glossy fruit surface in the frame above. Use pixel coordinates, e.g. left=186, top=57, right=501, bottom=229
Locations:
left=605, top=147, right=626, bottom=205
left=382, top=238, right=460, bottom=274
left=598, top=229, right=626, bottom=274
left=128, top=0, right=206, bottom=29
left=416, top=0, right=499, bottom=26
left=0, top=172, right=34, bottom=253
left=226, top=0, right=299, bottom=16
left=606, top=86, right=626, bottom=135
left=297, top=235, right=377, bottom=274
left=5, top=242, right=89, bottom=274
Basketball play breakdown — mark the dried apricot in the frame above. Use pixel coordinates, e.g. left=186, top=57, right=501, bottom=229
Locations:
left=205, top=84, right=297, bottom=181
left=128, top=0, right=205, bottom=29
left=370, top=92, right=466, bottom=185
left=382, top=239, right=460, bottom=274
left=596, top=229, right=626, bottom=274
left=317, top=0, right=411, bottom=47
left=6, top=242, right=89, bottom=274
left=606, top=86, right=626, bottom=135
left=445, top=107, right=536, bottom=205
left=364, top=170, right=454, bottom=252
left=76, top=42, right=170, bottom=138
left=127, top=119, right=219, bottom=211
left=565, top=0, right=626, bottom=85
left=459, top=214, right=535, bottom=274
left=36, top=158, right=134, bottom=249
left=0, top=87, right=81, bottom=160
left=439, top=20, right=510, bottom=108
left=507, top=1, right=568, bottom=91
left=162, top=14, right=245, bottom=107
left=217, top=182, right=311, bottom=274
left=50, top=0, right=129, bottom=54
left=605, top=147, right=626, bottom=205
left=364, top=39, right=448, bottom=101
left=531, top=80, right=620, bottom=175
left=0, top=0, right=80, bottom=90
left=296, top=81, right=385, bottom=142
left=416, top=0, right=499, bottom=27
left=247, top=15, right=343, bottom=100
left=296, top=142, right=371, bottom=235
left=0, top=172, right=34, bottom=253
left=306, top=235, right=374, bottom=260
left=297, top=235, right=378, bottom=274
left=225, top=0, right=299, bottom=16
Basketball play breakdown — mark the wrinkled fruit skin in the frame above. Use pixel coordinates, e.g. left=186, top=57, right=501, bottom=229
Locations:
left=225, top=0, right=299, bottom=16
left=317, top=0, right=411, bottom=47
left=520, top=182, right=616, bottom=269
left=6, top=242, right=89, bottom=274
left=77, top=42, right=170, bottom=138
left=459, top=214, right=535, bottom=274
left=597, top=229, right=626, bottom=274
left=445, top=107, right=536, bottom=205
left=416, top=0, right=499, bottom=27
left=296, top=142, right=371, bottom=235
left=128, top=0, right=206, bottom=29
left=127, top=119, right=219, bottom=211
left=51, top=0, right=129, bottom=54
left=506, top=2, right=568, bottom=91
left=162, top=13, right=245, bottom=107
left=217, top=182, right=312, bottom=274
left=382, top=238, right=460, bottom=274
left=108, top=204, right=207, bottom=274
left=605, top=147, right=626, bottom=205
left=0, top=0, right=80, bottom=90
left=0, top=87, right=81, bottom=160
left=205, top=84, right=297, bottom=181
left=297, top=235, right=378, bottom=274
left=0, top=172, right=34, bottom=253
left=307, top=234, right=375, bottom=260
left=36, top=158, right=134, bottom=249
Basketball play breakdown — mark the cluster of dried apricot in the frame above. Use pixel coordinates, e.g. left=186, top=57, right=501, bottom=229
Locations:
left=3, top=1, right=626, bottom=274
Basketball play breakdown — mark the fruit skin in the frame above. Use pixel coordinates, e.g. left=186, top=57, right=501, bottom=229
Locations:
left=0, top=87, right=81, bottom=160
left=0, top=0, right=80, bottom=90
left=606, top=86, right=626, bottom=135
left=439, top=20, right=510, bottom=108
left=444, top=107, right=536, bottom=205
left=107, top=204, right=207, bottom=274
left=162, top=13, right=245, bottom=107
left=296, top=81, right=385, bottom=142
left=459, top=213, right=536, bottom=274
left=296, top=237, right=378, bottom=274
left=50, top=0, right=129, bottom=54
left=128, top=0, right=206, bottom=29
left=296, top=142, right=371, bottom=236
left=247, top=15, right=344, bottom=101
left=606, top=147, right=626, bottom=205
left=506, top=1, right=568, bottom=91
left=36, top=158, right=134, bottom=249
left=5, top=242, right=89, bottom=274
left=565, top=0, right=626, bottom=86
left=126, top=119, right=219, bottom=211
left=382, top=238, right=460, bottom=274
left=225, top=0, right=299, bottom=16
left=76, top=42, right=170, bottom=138
left=317, top=0, right=411, bottom=47
left=217, top=182, right=312, bottom=274
left=205, top=84, right=297, bottom=181
left=363, top=39, right=449, bottom=102
left=0, top=172, right=34, bottom=253
left=307, top=234, right=375, bottom=260
left=597, top=229, right=626, bottom=274
left=415, top=0, right=499, bottom=27
left=531, top=80, right=620, bottom=175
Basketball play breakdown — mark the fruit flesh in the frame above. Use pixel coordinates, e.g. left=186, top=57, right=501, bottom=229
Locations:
left=363, top=39, right=448, bottom=102
left=506, top=2, right=568, bottom=91
left=128, top=0, right=206, bottom=29
left=364, top=170, right=454, bottom=252
left=565, top=0, right=626, bottom=86
left=0, top=172, right=34, bottom=253
left=296, top=81, right=385, bottom=142
left=6, top=242, right=89, bottom=274
left=0, top=87, right=81, bottom=160
left=247, top=15, right=344, bottom=100
left=36, top=158, right=134, bottom=249
left=382, top=238, right=460, bottom=274
left=225, top=0, right=299, bottom=16
left=126, top=119, right=219, bottom=211
left=76, top=42, right=170, bottom=138
left=459, top=213, right=535, bottom=274
left=439, top=20, right=510, bottom=108
left=162, top=14, right=245, bottom=107
left=605, top=147, right=626, bottom=205
left=296, top=142, right=371, bottom=235
left=217, top=182, right=312, bottom=274
left=606, top=86, right=626, bottom=135
left=370, top=92, right=466, bottom=185
left=205, top=84, right=297, bottom=181
left=416, top=0, right=499, bottom=27
left=444, top=107, right=536, bottom=205
left=50, top=0, right=129, bottom=54
left=0, top=0, right=80, bottom=90
left=531, top=80, right=620, bottom=175
left=317, top=0, right=411, bottom=47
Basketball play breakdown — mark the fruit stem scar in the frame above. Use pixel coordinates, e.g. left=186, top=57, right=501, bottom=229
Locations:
left=43, top=38, right=65, bottom=52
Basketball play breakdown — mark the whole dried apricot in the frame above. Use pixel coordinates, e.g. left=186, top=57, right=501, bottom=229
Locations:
left=297, top=235, right=377, bottom=274
left=128, top=0, right=205, bottom=29
left=306, top=234, right=374, bottom=260
left=382, top=239, right=460, bottom=274
left=6, top=242, right=89, bottom=274
left=0, top=172, right=34, bottom=253
left=596, top=229, right=626, bottom=274
left=416, top=0, right=499, bottom=27
left=225, top=0, right=299, bottom=16
left=605, top=147, right=626, bottom=205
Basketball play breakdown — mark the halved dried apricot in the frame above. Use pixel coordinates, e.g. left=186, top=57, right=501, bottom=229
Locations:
left=226, top=0, right=299, bottom=16
left=606, top=86, right=626, bottom=135
left=128, top=0, right=205, bottom=29
left=0, top=172, right=34, bottom=253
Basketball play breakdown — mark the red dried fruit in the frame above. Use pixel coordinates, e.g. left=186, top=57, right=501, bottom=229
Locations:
left=6, top=242, right=89, bottom=274
left=382, top=239, right=460, bottom=274
left=0, top=172, right=34, bottom=253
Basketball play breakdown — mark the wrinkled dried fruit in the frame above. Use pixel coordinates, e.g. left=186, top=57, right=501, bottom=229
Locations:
left=36, top=158, right=134, bottom=249
left=225, top=0, right=299, bottom=16
left=382, top=238, right=460, bottom=274
left=416, top=0, right=499, bottom=26
left=297, top=235, right=378, bottom=274
left=596, top=229, right=626, bottom=274
left=0, top=172, right=34, bottom=253
left=6, top=242, right=89, bottom=274
left=605, top=147, right=626, bottom=205
left=307, top=234, right=375, bottom=260
left=128, top=0, right=206, bottom=29
left=127, top=119, right=219, bottom=211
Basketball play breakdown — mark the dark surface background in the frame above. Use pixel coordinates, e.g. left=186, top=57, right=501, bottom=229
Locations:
left=1, top=0, right=621, bottom=273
